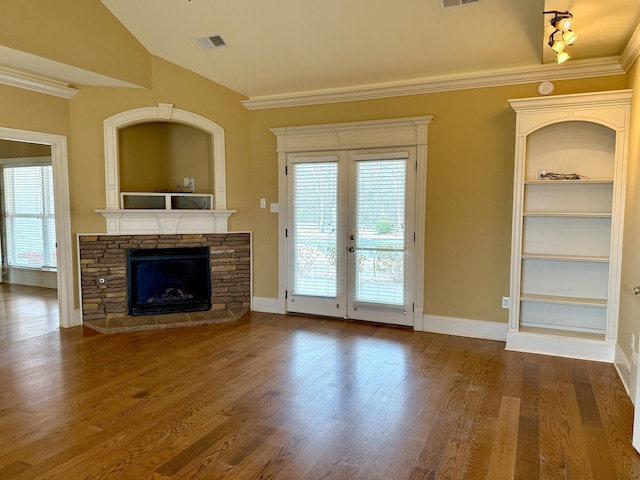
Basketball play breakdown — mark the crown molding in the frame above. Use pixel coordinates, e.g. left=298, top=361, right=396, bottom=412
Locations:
left=0, top=67, right=78, bottom=99
left=620, top=22, right=640, bottom=72
left=242, top=58, right=624, bottom=110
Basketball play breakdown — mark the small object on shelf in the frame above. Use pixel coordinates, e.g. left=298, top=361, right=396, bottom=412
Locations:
left=539, top=171, right=583, bottom=180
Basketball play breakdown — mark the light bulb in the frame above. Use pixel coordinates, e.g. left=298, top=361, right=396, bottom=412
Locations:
left=562, top=30, right=578, bottom=45
left=551, top=39, right=566, bottom=53
left=556, top=51, right=570, bottom=64
left=554, top=16, right=572, bottom=31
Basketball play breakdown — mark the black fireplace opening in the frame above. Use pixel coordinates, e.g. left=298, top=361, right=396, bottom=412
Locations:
left=126, top=247, right=211, bottom=316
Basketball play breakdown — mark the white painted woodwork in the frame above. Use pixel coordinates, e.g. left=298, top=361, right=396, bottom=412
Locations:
left=271, top=116, right=432, bottom=330
left=0, top=127, right=75, bottom=328
left=95, top=208, right=235, bottom=235
left=99, top=104, right=234, bottom=235
left=507, top=90, right=632, bottom=361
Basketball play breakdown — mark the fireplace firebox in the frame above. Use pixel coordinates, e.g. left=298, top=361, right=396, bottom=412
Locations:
left=126, top=247, right=211, bottom=316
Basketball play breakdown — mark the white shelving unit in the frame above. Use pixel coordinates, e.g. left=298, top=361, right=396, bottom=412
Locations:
left=507, top=90, right=632, bottom=361
left=120, top=192, right=213, bottom=210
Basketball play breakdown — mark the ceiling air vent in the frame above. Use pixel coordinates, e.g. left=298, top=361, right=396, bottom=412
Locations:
left=439, top=0, right=479, bottom=9
left=197, top=34, right=228, bottom=50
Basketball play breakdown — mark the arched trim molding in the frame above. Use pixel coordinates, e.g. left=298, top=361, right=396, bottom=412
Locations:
left=98, top=103, right=235, bottom=234
left=103, top=103, right=227, bottom=210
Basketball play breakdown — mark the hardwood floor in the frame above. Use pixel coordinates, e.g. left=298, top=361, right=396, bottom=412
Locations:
left=0, top=291, right=639, bottom=479
left=0, top=284, right=59, bottom=342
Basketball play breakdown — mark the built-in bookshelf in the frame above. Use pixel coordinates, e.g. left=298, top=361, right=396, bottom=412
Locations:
left=507, top=90, right=632, bottom=361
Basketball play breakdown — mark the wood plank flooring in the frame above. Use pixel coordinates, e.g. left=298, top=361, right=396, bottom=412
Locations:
left=1, top=286, right=639, bottom=479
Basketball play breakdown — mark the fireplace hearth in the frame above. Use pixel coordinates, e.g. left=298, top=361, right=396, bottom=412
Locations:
left=127, top=247, right=211, bottom=316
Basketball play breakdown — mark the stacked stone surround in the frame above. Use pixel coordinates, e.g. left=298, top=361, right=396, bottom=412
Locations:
left=78, top=233, right=251, bottom=327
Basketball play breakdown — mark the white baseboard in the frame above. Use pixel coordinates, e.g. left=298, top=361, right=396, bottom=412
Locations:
left=422, top=314, right=508, bottom=341
left=252, top=296, right=280, bottom=314
left=251, top=303, right=508, bottom=343
left=506, top=330, right=615, bottom=362
left=615, top=344, right=638, bottom=403
left=5, top=268, right=57, bottom=289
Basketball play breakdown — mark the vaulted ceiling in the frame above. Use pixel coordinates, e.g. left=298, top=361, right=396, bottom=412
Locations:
left=98, top=0, right=640, bottom=102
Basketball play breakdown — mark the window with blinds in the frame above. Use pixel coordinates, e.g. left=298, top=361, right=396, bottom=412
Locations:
left=291, top=162, right=338, bottom=297
left=3, top=165, right=57, bottom=270
left=353, top=158, right=406, bottom=306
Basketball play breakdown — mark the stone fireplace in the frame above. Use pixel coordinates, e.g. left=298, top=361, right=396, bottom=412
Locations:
left=80, top=104, right=248, bottom=332
left=78, top=233, right=250, bottom=332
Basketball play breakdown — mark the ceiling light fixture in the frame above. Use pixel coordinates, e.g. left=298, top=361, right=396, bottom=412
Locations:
left=543, top=10, right=578, bottom=64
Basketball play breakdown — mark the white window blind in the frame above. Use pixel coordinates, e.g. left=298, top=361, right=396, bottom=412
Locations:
left=3, top=165, right=57, bottom=270
left=353, top=159, right=406, bottom=305
left=291, top=162, right=338, bottom=297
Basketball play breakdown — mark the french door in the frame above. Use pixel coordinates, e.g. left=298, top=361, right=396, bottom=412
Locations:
left=286, top=148, right=416, bottom=326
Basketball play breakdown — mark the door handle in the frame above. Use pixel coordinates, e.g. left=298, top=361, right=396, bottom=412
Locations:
left=348, top=247, right=355, bottom=252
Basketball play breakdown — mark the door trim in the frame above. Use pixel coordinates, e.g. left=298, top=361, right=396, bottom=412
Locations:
left=0, top=127, right=75, bottom=328
left=271, top=116, right=432, bottom=330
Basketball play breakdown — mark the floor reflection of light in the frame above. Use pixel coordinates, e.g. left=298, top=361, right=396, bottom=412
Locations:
left=285, top=327, right=409, bottom=434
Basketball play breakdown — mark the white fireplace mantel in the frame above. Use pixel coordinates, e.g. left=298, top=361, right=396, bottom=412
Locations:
left=96, top=208, right=236, bottom=235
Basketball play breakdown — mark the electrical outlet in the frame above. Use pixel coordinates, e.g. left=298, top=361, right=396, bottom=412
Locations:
left=632, top=333, right=635, bottom=351
left=270, top=203, right=279, bottom=213
left=183, top=178, right=194, bottom=192
left=501, top=297, right=510, bottom=309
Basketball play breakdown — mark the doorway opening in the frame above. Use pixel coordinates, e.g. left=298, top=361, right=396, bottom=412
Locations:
left=0, top=128, right=74, bottom=328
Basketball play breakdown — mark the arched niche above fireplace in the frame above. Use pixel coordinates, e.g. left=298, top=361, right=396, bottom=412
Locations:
left=98, top=103, right=235, bottom=234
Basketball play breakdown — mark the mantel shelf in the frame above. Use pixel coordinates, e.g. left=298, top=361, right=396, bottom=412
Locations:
left=95, top=208, right=237, bottom=235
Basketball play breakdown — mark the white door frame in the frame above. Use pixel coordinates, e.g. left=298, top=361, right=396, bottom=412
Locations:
left=0, top=127, right=75, bottom=328
left=271, top=116, right=432, bottom=330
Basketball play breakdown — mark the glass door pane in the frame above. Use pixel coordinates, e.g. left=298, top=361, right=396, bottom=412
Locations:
left=347, top=149, right=415, bottom=326
left=292, top=162, right=338, bottom=297
left=287, top=155, right=346, bottom=317
left=352, top=159, right=406, bottom=306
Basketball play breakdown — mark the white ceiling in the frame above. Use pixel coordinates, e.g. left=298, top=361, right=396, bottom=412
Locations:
left=97, top=0, right=640, bottom=100
left=2, top=1, right=639, bottom=102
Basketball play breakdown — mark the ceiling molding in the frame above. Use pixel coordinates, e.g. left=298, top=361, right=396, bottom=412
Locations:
left=241, top=59, right=625, bottom=110
left=620, top=22, right=640, bottom=72
left=0, top=68, right=78, bottom=99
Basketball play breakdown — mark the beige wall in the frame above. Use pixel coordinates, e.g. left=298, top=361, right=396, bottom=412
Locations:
left=0, top=84, right=70, bottom=137
left=619, top=59, right=640, bottom=362
left=0, top=0, right=150, bottom=88
left=248, top=75, right=627, bottom=322
left=0, top=139, right=50, bottom=158
left=119, top=122, right=211, bottom=193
